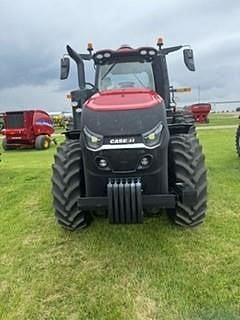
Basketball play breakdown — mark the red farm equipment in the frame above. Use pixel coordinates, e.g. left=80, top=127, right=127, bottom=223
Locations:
left=1, top=110, right=55, bottom=150
left=51, top=39, right=207, bottom=230
left=185, top=103, right=211, bottom=123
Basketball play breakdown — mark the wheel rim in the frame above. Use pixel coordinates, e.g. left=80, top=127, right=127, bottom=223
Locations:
left=44, top=140, right=49, bottom=149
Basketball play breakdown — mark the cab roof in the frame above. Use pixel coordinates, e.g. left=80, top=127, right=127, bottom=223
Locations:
left=93, top=46, right=158, bottom=65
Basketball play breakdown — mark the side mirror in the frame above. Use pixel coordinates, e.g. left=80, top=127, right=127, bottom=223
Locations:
left=183, top=49, right=195, bottom=71
left=60, top=57, right=70, bottom=79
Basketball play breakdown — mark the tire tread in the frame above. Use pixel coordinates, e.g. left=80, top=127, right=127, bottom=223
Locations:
left=52, top=139, right=88, bottom=230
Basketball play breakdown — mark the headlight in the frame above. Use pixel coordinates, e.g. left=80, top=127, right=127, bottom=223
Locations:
left=142, top=122, right=163, bottom=147
left=83, top=127, right=103, bottom=150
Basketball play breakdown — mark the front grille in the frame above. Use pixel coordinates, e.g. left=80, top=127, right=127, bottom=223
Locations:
left=6, top=112, right=24, bottom=129
left=104, top=149, right=143, bottom=171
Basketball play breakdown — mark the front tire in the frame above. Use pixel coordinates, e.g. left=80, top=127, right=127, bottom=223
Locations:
left=236, top=126, right=240, bottom=157
left=168, top=133, right=207, bottom=227
left=35, top=135, right=50, bottom=150
left=52, top=139, right=89, bottom=230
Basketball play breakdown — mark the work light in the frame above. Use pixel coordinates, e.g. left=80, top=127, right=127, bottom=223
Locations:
left=140, top=49, right=148, bottom=55
left=148, top=49, right=157, bottom=56
left=103, top=52, right=111, bottom=58
left=96, top=53, right=104, bottom=60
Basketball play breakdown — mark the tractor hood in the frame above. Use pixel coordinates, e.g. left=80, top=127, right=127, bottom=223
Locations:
left=81, top=89, right=166, bottom=136
left=84, top=88, right=163, bottom=111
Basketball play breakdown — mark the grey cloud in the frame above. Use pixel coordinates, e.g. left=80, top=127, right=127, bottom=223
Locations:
left=0, top=0, right=240, bottom=111
left=0, top=52, right=57, bottom=89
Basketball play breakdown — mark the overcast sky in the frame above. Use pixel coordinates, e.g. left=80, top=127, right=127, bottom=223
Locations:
left=0, top=0, right=240, bottom=112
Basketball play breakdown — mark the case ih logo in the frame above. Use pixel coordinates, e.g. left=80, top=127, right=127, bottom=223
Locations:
left=109, top=137, right=135, bottom=144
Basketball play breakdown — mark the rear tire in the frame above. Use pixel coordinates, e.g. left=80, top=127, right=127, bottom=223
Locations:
left=2, top=137, right=8, bottom=150
left=52, top=139, right=89, bottom=230
left=2, top=137, right=13, bottom=150
left=174, top=111, right=196, bottom=135
left=35, top=135, right=50, bottom=150
left=174, top=111, right=195, bottom=125
left=168, top=133, right=207, bottom=227
left=65, top=119, right=74, bottom=131
left=236, top=126, right=240, bottom=157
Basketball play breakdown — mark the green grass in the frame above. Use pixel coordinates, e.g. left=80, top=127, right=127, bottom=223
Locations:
left=197, top=113, right=239, bottom=127
left=0, top=130, right=240, bottom=320
left=54, top=127, right=66, bottom=134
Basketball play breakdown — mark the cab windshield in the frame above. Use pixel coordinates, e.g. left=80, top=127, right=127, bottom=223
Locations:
left=97, top=61, right=155, bottom=91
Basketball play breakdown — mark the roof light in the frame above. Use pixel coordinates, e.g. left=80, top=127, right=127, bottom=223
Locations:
left=96, top=53, right=104, bottom=59
left=140, top=49, right=148, bottom=55
left=103, top=52, right=111, bottom=58
left=148, top=49, right=157, bottom=56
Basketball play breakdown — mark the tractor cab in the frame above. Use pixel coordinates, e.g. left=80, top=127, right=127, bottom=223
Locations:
left=61, top=39, right=195, bottom=130
left=94, top=45, right=156, bottom=92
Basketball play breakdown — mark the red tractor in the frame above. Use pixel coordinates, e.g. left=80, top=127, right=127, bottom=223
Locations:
left=1, top=110, right=54, bottom=150
left=185, top=103, right=211, bottom=123
left=51, top=39, right=207, bottom=230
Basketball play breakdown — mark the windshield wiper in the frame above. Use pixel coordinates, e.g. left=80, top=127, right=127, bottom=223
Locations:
left=101, top=63, right=116, bottom=80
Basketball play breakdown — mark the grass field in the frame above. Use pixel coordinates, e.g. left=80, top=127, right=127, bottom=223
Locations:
left=0, top=128, right=240, bottom=320
left=198, top=113, right=239, bottom=127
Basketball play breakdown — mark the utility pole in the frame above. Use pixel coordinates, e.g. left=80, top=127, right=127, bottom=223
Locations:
left=198, top=86, right=201, bottom=103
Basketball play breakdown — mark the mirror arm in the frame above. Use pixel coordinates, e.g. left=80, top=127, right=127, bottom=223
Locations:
left=79, top=53, right=93, bottom=61
left=160, top=45, right=183, bottom=55
left=66, top=45, right=86, bottom=89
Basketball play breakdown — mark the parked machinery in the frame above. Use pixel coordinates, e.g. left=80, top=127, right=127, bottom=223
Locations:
left=185, top=103, right=211, bottom=123
left=2, top=110, right=54, bottom=150
left=52, top=39, right=207, bottom=230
